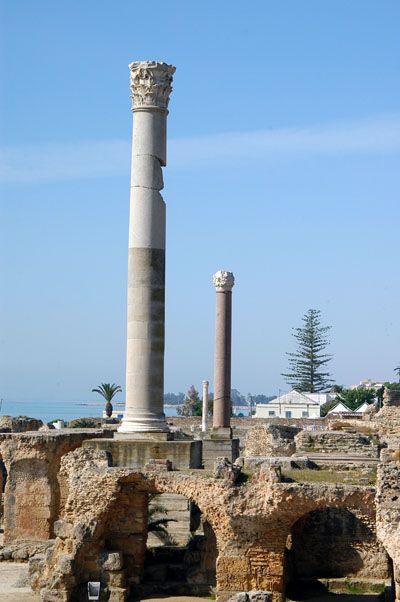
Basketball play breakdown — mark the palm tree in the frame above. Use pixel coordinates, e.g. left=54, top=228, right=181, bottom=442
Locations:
left=148, top=494, right=176, bottom=544
left=394, top=364, right=400, bottom=384
left=92, top=383, right=122, bottom=418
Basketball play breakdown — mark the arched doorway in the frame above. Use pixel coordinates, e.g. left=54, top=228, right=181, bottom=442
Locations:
left=141, top=492, right=217, bottom=597
left=66, top=478, right=218, bottom=601
left=285, top=507, right=392, bottom=601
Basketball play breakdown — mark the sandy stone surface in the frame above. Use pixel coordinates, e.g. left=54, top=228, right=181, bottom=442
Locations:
left=139, top=598, right=208, bottom=602
left=0, top=562, right=40, bottom=600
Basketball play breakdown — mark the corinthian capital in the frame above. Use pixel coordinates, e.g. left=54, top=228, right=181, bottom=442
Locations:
left=213, top=270, right=235, bottom=292
left=129, top=61, right=176, bottom=111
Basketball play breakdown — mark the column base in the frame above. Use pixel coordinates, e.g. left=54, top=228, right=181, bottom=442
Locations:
left=114, top=431, right=173, bottom=441
left=208, top=427, right=232, bottom=439
left=82, top=438, right=202, bottom=469
left=118, top=413, right=170, bottom=434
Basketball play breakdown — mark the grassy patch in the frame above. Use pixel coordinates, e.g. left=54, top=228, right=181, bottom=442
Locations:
left=342, top=581, right=385, bottom=595
left=281, top=468, right=377, bottom=485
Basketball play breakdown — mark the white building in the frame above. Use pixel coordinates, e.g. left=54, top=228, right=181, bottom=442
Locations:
left=327, top=400, right=372, bottom=415
left=327, top=401, right=352, bottom=414
left=255, top=390, right=321, bottom=419
left=303, top=392, right=336, bottom=405
left=350, top=379, right=384, bottom=391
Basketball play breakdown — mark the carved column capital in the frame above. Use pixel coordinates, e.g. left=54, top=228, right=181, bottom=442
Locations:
left=129, top=61, right=176, bottom=111
left=213, top=270, right=235, bottom=292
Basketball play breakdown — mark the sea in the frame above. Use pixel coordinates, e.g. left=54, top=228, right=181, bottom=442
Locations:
left=0, top=400, right=250, bottom=423
left=0, top=401, right=178, bottom=424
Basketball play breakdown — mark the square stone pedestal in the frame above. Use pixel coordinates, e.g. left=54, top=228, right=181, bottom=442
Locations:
left=202, top=429, right=240, bottom=470
left=83, top=434, right=202, bottom=470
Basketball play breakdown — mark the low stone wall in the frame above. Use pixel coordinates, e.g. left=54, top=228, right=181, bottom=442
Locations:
left=244, top=425, right=300, bottom=457
left=294, top=430, right=379, bottom=457
left=167, top=416, right=326, bottom=430
left=0, top=416, right=43, bottom=433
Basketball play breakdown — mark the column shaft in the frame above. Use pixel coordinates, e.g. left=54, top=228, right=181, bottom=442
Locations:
left=119, top=61, right=175, bottom=433
left=213, top=290, right=232, bottom=428
left=202, top=380, right=209, bottom=432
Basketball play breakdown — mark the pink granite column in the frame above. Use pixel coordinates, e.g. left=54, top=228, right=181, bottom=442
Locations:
left=213, top=271, right=235, bottom=428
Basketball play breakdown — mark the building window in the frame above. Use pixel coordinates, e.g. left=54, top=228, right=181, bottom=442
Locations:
left=285, top=411, right=292, bottom=418
left=269, top=411, right=275, bottom=416
left=302, top=411, right=308, bottom=417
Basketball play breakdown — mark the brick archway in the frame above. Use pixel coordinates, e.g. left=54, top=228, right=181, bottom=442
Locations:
left=31, top=447, right=380, bottom=602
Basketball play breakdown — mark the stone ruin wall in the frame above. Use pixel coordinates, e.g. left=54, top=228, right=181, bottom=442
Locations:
left=26, top=445, right=391, bottom=602
left=0, top=405, right=398, bottom=601
left=376, top=456, right=400, bottom=602
left=243, top=423, right=379, bottom=459
left=244, top=425, right=300, bottom=457
left=0, top=430, right=110, bottom=543
left=294, top=430, right=379, bottom=457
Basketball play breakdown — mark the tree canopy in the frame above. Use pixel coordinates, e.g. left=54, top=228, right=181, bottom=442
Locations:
left=336, top=387, right=376, bottom=411
left=281, top=309, right=334, bottom=393
left=176, top=385, right=202, bottom=416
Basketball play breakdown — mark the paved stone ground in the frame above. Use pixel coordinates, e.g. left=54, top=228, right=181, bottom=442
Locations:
left=0, top=562, right=40, bottom=601
left=139, top=598, right=209, bottom=602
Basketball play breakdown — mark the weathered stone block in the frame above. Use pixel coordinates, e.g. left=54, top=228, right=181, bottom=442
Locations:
left=73, top=522, right=95, bottom=541
left=53, top=519, right=73, bottom=538
left=12, top=546, right=29, bottom=560
left=244, top=425, right=299, bottom=457
left=203, top=438, right=240, bottom=469
left=106, top=570, right=127, bottom=587
left=1, top=546, right=13, bottom=560
left=108, top=587, right=129, bottom=602
left=40, top=589, right=71, bottom=602
left=213, top=457, right=241, bottom=483
left=98, top=551, right=124, bottom=571
left=59, top=553, right=75, bottom=575
left=144, top=458, right=172, bottom=471
left=248, top=591, right=273, bottom=602
left=83, top=438, right=202, bottom=469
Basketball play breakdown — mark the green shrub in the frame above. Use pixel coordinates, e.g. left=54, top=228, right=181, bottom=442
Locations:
left=71, top=419, right=97, bottom=428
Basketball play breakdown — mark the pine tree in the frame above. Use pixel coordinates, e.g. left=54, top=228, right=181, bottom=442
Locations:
left=281, top=309, right=334, bottom=393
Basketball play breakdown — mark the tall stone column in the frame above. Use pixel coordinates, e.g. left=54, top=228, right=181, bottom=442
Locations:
left=119, top=61, right=175, bottom=434
left=213, top=271, right=235, bottom=428
left=202, top=380, right=209, bottom=432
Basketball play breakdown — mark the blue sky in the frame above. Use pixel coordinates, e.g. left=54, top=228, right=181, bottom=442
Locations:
left=1, top=0, right=400, bottom=406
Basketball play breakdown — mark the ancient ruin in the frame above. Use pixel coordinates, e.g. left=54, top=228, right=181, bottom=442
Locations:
left=0, top=391, right=399, bottom=602
left=1, top=62, right=400, bottom=602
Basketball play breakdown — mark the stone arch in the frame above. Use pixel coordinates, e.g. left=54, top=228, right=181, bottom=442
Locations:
left=284, top=505, right=391, bottom=599
left=32, top=450, right=390, bottom=602
left=32, top=450, right=231, bottom=601
left=90, top=473, right=219, bottom=599
left=230, top=485, right=380, bottom=602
